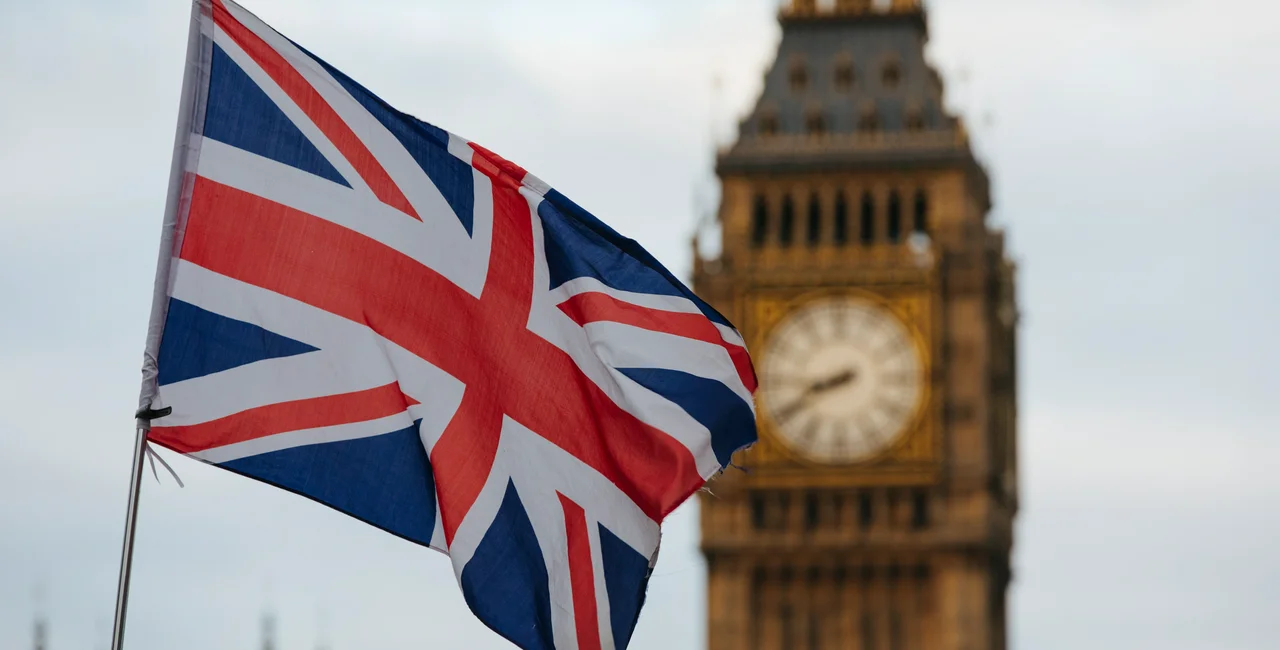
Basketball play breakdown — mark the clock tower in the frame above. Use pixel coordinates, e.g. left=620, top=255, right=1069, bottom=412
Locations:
left=693, top=1, right=1018, bottom=649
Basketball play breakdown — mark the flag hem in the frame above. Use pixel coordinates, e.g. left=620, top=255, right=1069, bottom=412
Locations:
left=138, top=0, right=216, bottom=428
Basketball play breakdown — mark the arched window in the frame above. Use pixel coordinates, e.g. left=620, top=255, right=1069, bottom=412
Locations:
left=858, top=108, right=880, bottom=134
left=887, top=191, right=902, bottom=243
left=882, top=60, right=902, bottom=88
left=905, top=107, right=925, bottom=131
left=805, top=110, right=827, bottom=136
left=913, top=189, right=929, bottom=233
left=859, top=192, right=876, bottom=245
left=789, top=60, right=809, bottom=93
left=833, top=191, right=849, bottom=246
left=806, top=193, right=822, bottom=246
left=758, top=112, right=779, bottom=137
left=751, top=195, right=769, bottom=248
left=834, top=59, right=855, bottom=92
left=779, top=195, right=796, bottom=247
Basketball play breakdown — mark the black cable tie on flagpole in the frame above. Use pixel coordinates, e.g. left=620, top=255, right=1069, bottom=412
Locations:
left=134, top=406, right=172, bottom=421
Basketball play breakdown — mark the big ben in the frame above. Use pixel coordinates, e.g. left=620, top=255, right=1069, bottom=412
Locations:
left=693, top=1, right=1018, bottom=649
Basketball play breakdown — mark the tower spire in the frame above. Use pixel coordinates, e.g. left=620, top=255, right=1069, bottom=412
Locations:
left=32, top=583, right=47, bottom=650
left=33, top=617, right=47, bottom=650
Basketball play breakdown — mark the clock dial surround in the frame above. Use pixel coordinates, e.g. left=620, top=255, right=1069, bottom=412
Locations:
left=759, top=297, right=924, bottom=464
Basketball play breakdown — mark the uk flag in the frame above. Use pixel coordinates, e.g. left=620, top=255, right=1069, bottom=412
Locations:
left=137, top=1, right=757, bottom=648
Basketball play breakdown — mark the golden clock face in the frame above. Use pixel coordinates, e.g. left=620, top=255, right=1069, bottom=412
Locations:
left=759, top=297, right=924, bottom=463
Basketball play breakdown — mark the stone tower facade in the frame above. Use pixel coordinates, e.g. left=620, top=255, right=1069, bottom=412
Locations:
left=694, top=2, right=1018, bottom=649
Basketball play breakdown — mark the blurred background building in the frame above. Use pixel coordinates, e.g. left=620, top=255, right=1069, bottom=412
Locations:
left=25, top=611, right=305, bottom=650
left=696, top=0, right=1016, bottom=648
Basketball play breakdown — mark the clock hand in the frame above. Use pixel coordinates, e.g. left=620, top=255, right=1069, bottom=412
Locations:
left=773, top=368, right=857, bottom=423
left=772, top=399, right=807, bottom=424
left=806, top=368, right=857, bottom=395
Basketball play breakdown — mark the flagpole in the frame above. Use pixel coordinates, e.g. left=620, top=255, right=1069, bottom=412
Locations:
left=109, top=427, right=149, bottom=650
left=111, top=0, right=211, bottom=646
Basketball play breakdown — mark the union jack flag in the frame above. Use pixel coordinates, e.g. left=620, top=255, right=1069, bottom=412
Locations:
left=137, top=1, right=757, bottom=648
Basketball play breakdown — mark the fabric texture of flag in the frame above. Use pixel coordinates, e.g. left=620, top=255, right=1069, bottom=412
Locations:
left=137, top=1, right=758, bottom=648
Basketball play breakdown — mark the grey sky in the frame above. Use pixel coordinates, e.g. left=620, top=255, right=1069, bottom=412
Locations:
left=1, top=0, right=1277, bottom=649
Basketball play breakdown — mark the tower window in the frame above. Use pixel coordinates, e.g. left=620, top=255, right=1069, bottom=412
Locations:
left=861, top=611, right=876, bottom=650
left=859, top=192, right=876, bottom=245
left=789, top=61, right=809, bottom=92
left=887, top=191, right=902, bottom=243
left=750, top=195, right=769, bottom=248
left=778, top=493, right=791, bottom=528
left=858, top=108, right=881, bottom=134
left=758, top=112, right=779, bottom=137
left=911, top=490, right=930, bottom=529
left=808, top=612, right=822, bottom=650
left=833, top=191, right=849, bottom=246
left=806, top=193, right=822, bottom=246
left=913, top=564, right=931, bottom=581
left=890, top=608, right=903, bottom=650
left=805, top=110, right=826, bottom=136
left=781, top=605, right=796, bottom=649
left=906, top=107, right=925, bottom=131
left=882, top=60, right=902, bottom=88
left=804, top=491, right=820, bottom=530
left=779, top=565, right=794, bottom=584
left=779, top=195, right=795, bottom=247
left=834, top=60, right=855, bottom=92
left=913, top=189, right=929, bottom=233
left=751, top=492, right=767, bottom=529
left=858, top=490, right=874, bottom=529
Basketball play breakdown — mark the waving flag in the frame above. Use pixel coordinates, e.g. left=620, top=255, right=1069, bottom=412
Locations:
left=138, top=1, right=757, bottom=648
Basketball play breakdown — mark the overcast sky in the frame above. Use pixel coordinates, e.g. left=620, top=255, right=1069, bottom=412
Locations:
left=2, top=0, right=1278, bottom=649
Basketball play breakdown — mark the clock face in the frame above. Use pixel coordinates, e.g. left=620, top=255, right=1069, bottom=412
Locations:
left=759, top=297, right=924, bottom=463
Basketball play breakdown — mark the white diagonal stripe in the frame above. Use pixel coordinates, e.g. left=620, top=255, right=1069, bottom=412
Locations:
left=191, top=412, right=415, bottom=464
left=218, top=0, right=494, bottom=298
left=210, top=25, right=373, bottom=199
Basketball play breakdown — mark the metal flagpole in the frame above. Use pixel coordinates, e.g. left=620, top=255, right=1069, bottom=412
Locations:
left=110, top=0, right=210, bottom=645
left=109, top=427, right=150, bottom=650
